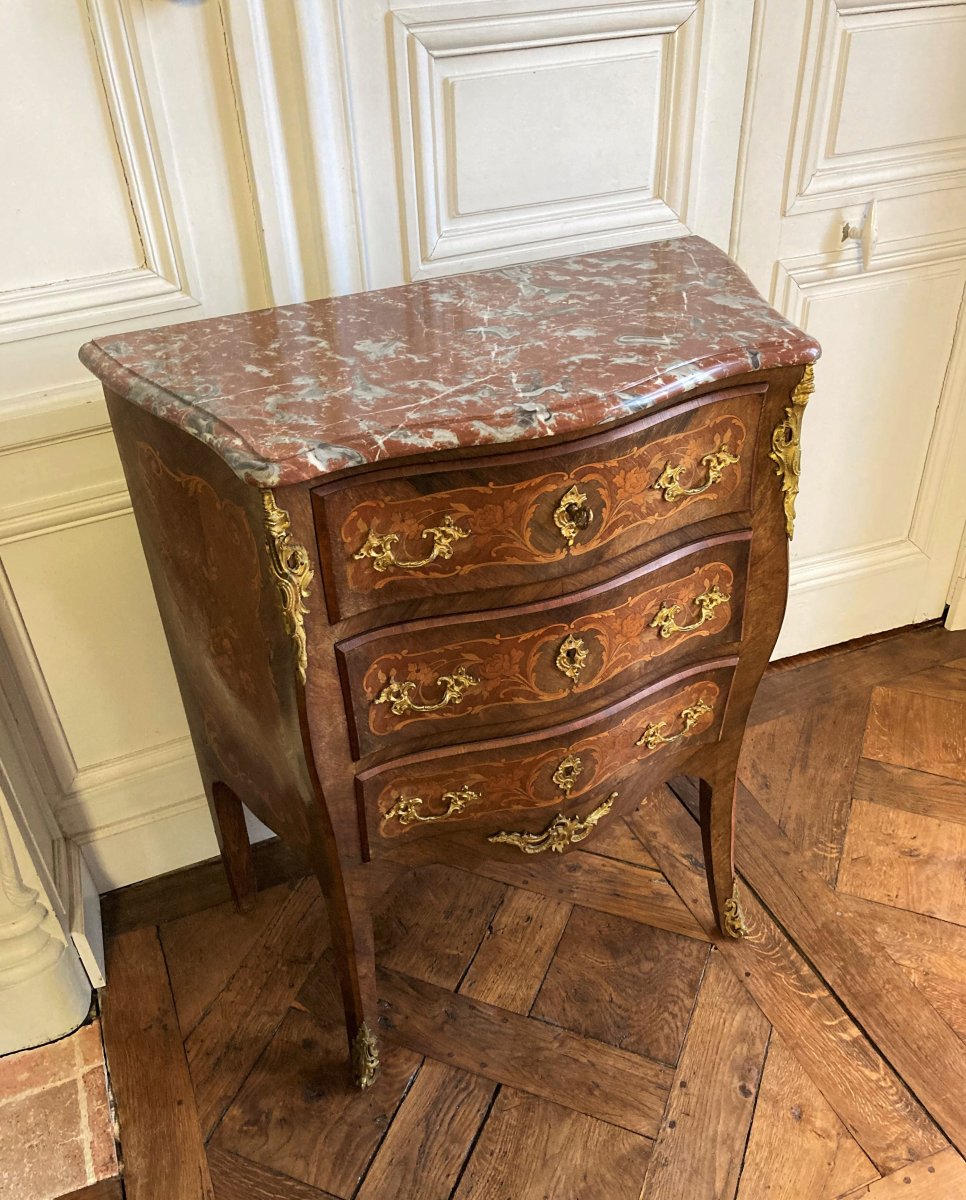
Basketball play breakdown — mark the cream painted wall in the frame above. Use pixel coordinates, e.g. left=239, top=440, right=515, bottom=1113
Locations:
left=1, top=0, right=964, bottom=895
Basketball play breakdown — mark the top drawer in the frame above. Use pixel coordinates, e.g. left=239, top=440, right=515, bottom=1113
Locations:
left=313, top=384, right=765, bottom=622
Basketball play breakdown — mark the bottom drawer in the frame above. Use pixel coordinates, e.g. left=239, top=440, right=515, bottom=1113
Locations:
left=357, top=658, right=736, bottom=857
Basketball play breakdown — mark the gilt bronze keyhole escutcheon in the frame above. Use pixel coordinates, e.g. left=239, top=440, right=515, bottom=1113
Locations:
left=553, top=485, right=594, bottom=548
left=555, top=633, right=589, bottom=685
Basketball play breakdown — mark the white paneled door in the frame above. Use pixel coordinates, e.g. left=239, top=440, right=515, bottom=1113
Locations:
left=736, top=0, right=966, bottom=655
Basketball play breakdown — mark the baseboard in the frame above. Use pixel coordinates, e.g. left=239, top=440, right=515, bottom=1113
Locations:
left=775, top=539, right=927, bottom=658
left=74, top=789, right=275, bottom=893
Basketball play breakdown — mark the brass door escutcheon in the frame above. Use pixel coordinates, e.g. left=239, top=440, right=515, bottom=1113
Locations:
left=353, top=514, right=470, bottom=572
left=653, top=446, right=740, bottom=502
left=636, top=698, right=713, bottom=751
left=552, top=752, right=582, bottom=796
left=488, top=792, right=617, bottom=854
left=555, top=633, right=589, bottom=685
left=375, top=666, right=479, bottom=716
left=553, top=485, right=594, bottom=548
left=383, top=784, right=479, bottom=826
left=650, top=585, right=730, bottom=639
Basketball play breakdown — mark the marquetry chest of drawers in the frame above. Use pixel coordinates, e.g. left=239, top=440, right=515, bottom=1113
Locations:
left=81, top=237, right=819, bottom=1089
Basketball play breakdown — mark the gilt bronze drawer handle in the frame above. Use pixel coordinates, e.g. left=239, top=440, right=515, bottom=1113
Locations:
left=384, top=784, right=479, bottom=826
left=636, top=699, right=713, bottom=751
left=552, top=752, right=582, bottom=796
left=353, top=514, right=470, bottom=572
left=553, top=485, right=594, bottom=548
left=555, top=633, right=589, bottom=685
left=650, top=585, right=730, bottom=639
left=375, top=666, right=479, bottom=716
left=488, top=792, right=617, bottom=855
left=653, top=445, right=740, bottom=502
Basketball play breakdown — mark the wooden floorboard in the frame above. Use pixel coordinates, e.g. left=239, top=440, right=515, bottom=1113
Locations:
left=628, top=791, right=946, bottom=1174
left=835, top=1149, right=966, bottom=1199
left=60, top=1181, right=126, bottom=1200
left=377, top=968, right=672, bottom=1138
left=102, top=836, right=308, bottom=936
left=393, top=834, right=709, bottom=940
left=452, top=1088, right=653, bottom=1200
left=736, top=1035, right=879, bottom=1200
left=639, top=952, right=769, bottom=1200
left=456, top=886, right=572, bottom=1013
left=354, top=1060, right=495, bottom=1200
left=101, top=927, right=214, bottom=1199
left=851, top=757, right=966, bottom=827
left=207, top=1146, right=339, bottom=1199
left=837, top=798, right=966, bottom=925
left=748, top=625, right=966, bottom=727
left=94, top=625, right=966, bottom=1199
left=185, top=878, right=328, bottom=1138
left=734, top=786, right=966, bottom=1156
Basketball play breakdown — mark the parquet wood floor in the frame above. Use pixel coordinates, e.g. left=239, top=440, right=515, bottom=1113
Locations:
left=99, top=625, right=966, bottom=1200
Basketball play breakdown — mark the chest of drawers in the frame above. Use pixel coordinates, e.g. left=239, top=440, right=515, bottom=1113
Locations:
left=81, top=237, right=819, bottom=1089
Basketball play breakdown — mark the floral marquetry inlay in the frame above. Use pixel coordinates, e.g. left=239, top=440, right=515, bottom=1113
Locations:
left=357, top=556, right=740, bottom=741
left=369, top=674, right=727, bottom=841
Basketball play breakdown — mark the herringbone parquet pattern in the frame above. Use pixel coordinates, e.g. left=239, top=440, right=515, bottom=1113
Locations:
left=100, top=626, right=966, bottom=1199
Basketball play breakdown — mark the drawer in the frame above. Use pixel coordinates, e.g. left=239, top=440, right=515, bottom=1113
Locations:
left=313, top=384, right=765, bottom=621
left=356, top=660, right=735, bottom=857
left=338, top=531, right=749, bottom=758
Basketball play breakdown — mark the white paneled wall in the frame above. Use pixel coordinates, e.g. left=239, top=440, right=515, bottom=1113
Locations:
left=1, top=0, right=965, bottom=894
left=0, top=0, right=268, bottom=893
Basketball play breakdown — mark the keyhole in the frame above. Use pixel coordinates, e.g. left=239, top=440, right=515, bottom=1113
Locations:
left=566, top=503, right=592, bottom=530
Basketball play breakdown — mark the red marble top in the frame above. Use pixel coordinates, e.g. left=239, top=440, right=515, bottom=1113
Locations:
left=80, top=237, right=819, bottom=488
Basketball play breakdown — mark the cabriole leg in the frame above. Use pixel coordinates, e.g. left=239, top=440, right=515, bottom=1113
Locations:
left=207, top=780, right=257, bottom=913
left=698, top=768, right=748, bottom=939
left=309, top=842, right=381, bottom=1090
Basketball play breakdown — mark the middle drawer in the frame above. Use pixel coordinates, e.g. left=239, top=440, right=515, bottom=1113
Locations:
left=337, top=530, right=749, bottom=758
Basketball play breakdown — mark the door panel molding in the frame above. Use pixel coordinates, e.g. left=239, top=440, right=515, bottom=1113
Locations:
left=786, top=0, right=966, bottom=214
left=0, top=0, right=196, bottom=344
left=385, top=0, right=753, bottom=276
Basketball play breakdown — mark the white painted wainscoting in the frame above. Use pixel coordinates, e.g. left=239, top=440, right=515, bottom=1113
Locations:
left=0, top=0, right=270, bottom=899
left=1, top=0, right=964, bottom=899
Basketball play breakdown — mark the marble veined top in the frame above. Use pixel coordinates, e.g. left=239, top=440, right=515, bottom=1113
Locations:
left=80, top=237, right=820, bottom=488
